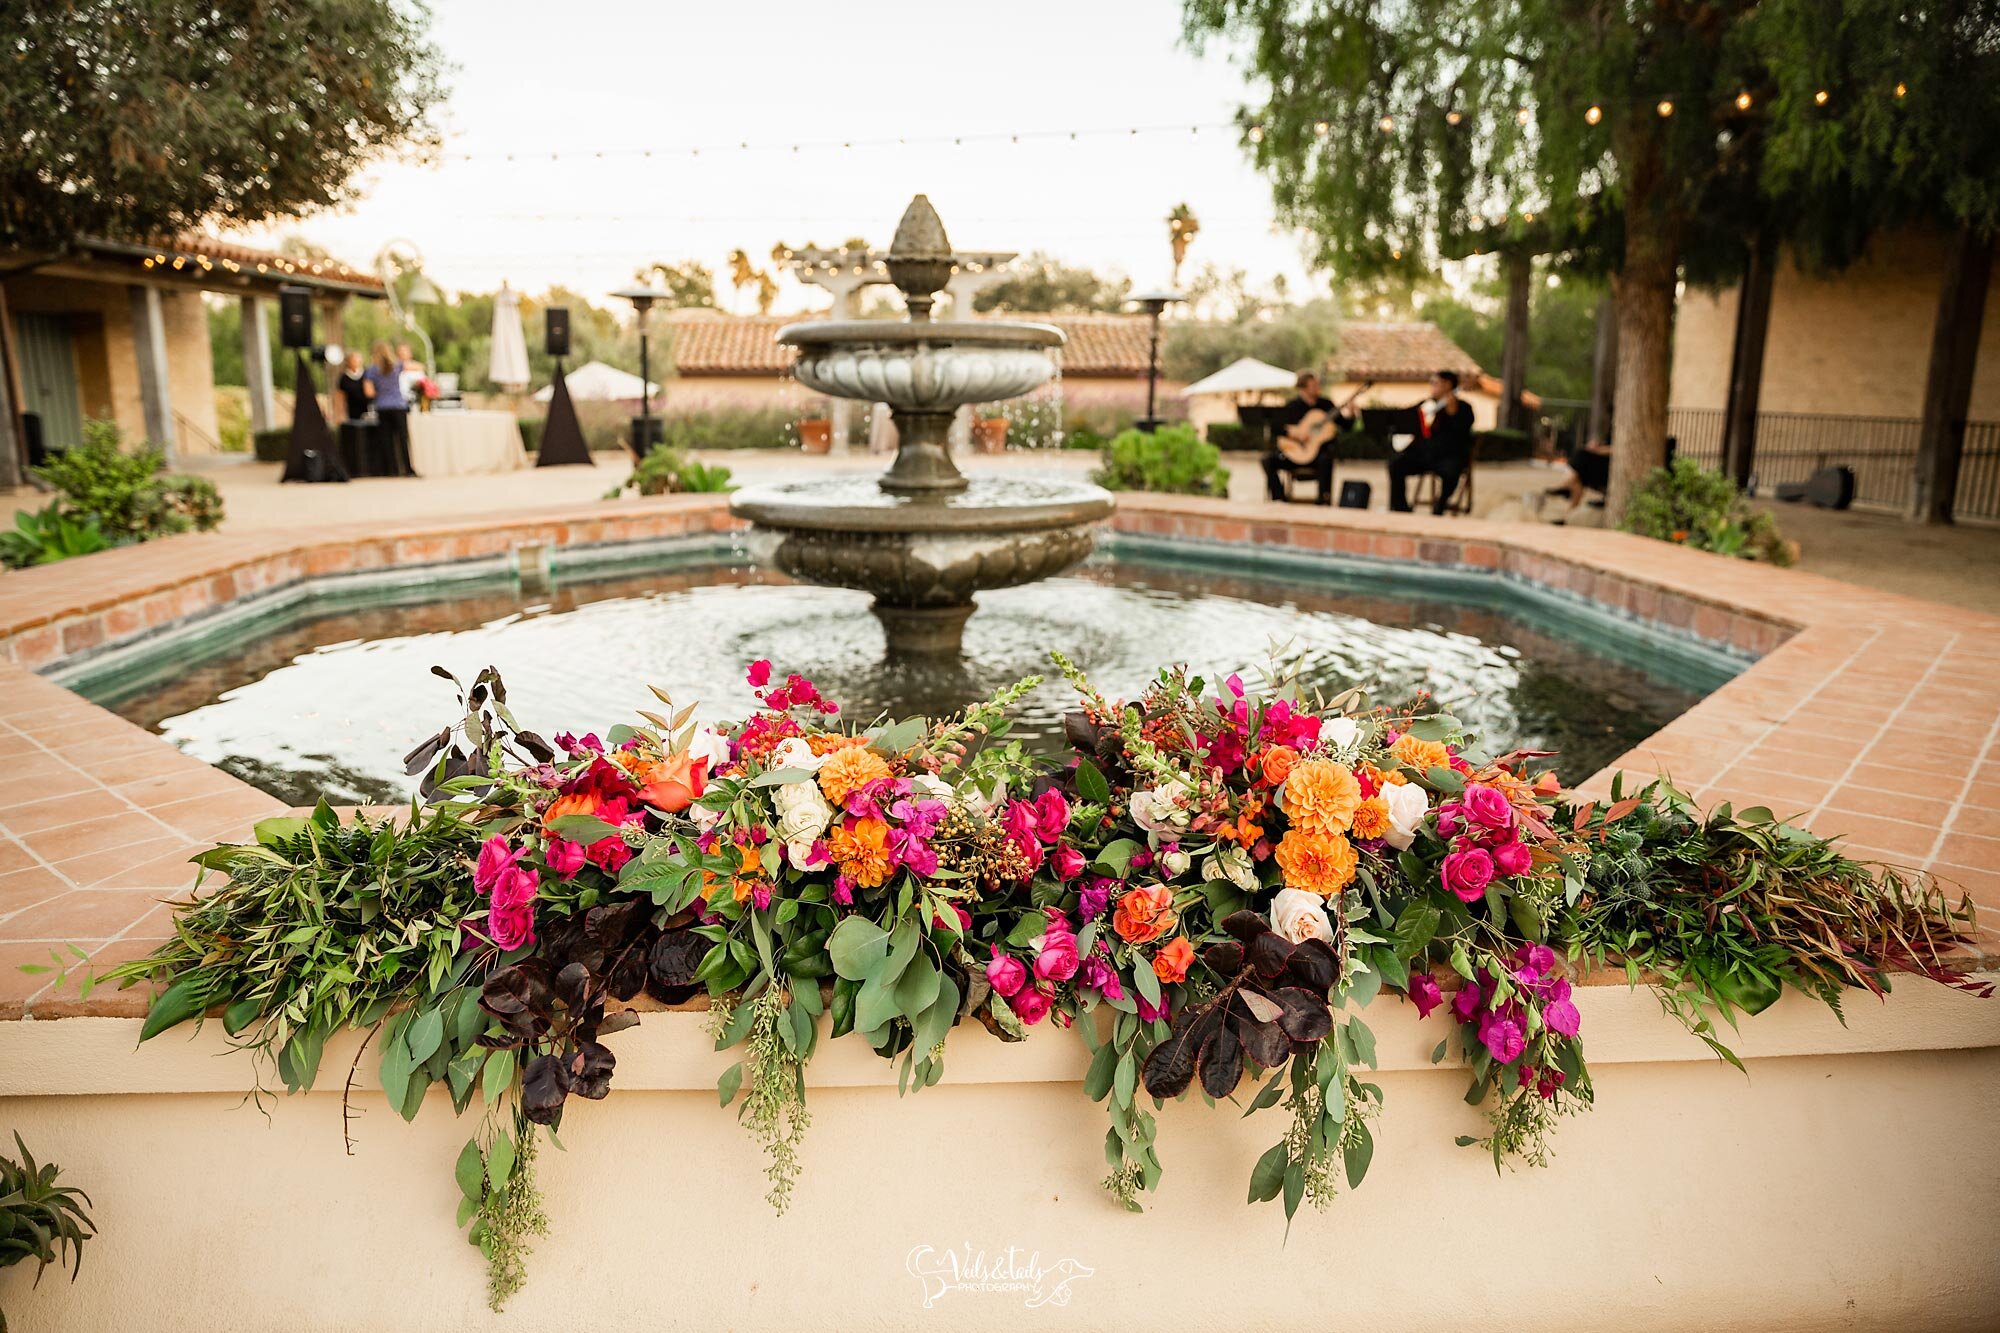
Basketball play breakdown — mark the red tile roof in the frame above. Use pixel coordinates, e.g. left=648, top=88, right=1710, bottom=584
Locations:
left=662, top=311, right=1156, bottom=378
left=73, top=233, right=385, bottom=294
left=1331, top=321, right=1483, bottom=383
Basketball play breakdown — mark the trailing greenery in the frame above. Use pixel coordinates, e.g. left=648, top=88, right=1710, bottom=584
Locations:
left=31, top=421, right=225, bottom=547
left=0, top=1134, right=95, bottom=1330
left=1092, top=423, right=1230, bottom=496
left=1622, top=457, right=1793, bottom=565
left=0, top=505, right=113, bottom=570
left=605, top=447, right=735, bottom=499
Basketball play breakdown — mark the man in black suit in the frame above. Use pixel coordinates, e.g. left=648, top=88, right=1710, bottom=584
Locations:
left=1387, top=369, right=1476, bottom=514
left=1261, top=371, right=1352, bottom=503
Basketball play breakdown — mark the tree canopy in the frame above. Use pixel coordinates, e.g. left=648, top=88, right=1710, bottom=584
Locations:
left=1, top=0, right=447, bottom=249
left=974, top=253, right=1132, bottom=313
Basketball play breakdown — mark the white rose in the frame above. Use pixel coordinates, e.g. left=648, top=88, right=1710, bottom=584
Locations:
left=1202, top=842, right=1259, bottom=892
left=690, top=801, right=727, bottom=833
left=910, top=773, right=954, bottom=804
left=688, top=725, right=733, bottom=773
left=768, top=737, right=824, bottom=774
left=1320, top=716, right=1362, bottom=753
left=772, top=780, right=835, bottom=843
left=1157, top=846, right=1191, bottom=879
left=1380, top=780, right=1431, bottom=850
left=1269, top=888, right=1335, bottom=945
left=783, top=831, right=827, bottom=870
left=965, top=778, right=1007, bottom=816
left=1129, top=782, right=1192, bottom=835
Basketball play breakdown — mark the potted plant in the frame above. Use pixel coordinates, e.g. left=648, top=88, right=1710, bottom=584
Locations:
left=972, top=411, right=1009, bottom=454
left=799, top=417, right=832, bottom=454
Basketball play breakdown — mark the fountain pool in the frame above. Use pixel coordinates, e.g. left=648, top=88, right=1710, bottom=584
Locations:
left=64, top=542, right=1738, bottom=807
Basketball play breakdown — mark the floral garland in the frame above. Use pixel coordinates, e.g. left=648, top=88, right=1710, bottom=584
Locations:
left=112, top=655, right=1988, bottom=1306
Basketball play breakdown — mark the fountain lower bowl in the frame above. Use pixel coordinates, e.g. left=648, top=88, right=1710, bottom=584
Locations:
left=730, top=477, right=1115, bottom=651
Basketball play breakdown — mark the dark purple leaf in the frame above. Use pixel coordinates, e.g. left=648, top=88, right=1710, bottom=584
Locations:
left=1197, top=1021, right=1245, bottom=1098
left=1247, top=930, right=1295, bottom=978
left=1273, top=987, right=1333, bottom=1043
left=521, top=1053, right=571, bottom=1124
left=1283, top=938, right=1338, bottom=993
left=1233, top=1011, right=1292, bottom=1069
left=1203, top=939, right=1246, bottom=973
left=1221, top=911, right=1269, bottom=943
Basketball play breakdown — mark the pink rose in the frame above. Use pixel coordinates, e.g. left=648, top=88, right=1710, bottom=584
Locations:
left=1034, top=930, right=1080, bottom=983
left=1543, top=996, right=1581, bottom=1038
left=1007, top=983, right=1053, bottom=1026
left=543, top=838, right=586, bottom=878
left=1051, top=844, right=1086, bottom=881
left=1032, top=789, right=1071, bottom=843
left=986, top=948, right=1028, bottom=998
left=486, top=899, right=536, bottom=951
left=1492, top=839, right=1533, bottom=877
left=491, top=865, right=539, bottom=910
left=474, top=836, right=520, bottom=894
left=1462, top=784, right=1515, bottom=832
left=1407, top=972, right=1443, bottom=1019
left=1440, top=847, right=1496, bottom=903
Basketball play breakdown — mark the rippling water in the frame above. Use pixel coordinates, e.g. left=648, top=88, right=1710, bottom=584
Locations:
left=87, top=554, right=1729, bottom=806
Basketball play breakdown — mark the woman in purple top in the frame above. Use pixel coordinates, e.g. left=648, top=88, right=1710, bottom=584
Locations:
left=363, top=341, right=412, bottom=475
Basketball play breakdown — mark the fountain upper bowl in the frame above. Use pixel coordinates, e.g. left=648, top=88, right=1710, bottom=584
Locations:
left=779, top=319, right=1067, bottom=411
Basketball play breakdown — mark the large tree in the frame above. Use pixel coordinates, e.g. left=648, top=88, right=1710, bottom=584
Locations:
left=975, top=253, right=1132, bottom=313
left=1183, top=0, right=2000, bottom=521
left=1, top=1, right=446, bottom=250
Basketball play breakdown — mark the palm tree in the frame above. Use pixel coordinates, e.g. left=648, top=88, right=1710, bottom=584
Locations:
left=1167, top=204, right=1200, bottom=288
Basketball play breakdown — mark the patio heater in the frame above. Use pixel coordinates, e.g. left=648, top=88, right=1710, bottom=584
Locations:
left=1128, top=289, right=1183, bottom=432
left=612, top=285, right=665, bottom=456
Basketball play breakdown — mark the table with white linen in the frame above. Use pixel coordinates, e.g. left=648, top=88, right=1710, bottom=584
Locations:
left=407, top=410, right=527, bottom=477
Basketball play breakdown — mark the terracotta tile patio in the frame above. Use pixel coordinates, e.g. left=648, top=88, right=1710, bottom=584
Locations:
left=0, top=490, right=1992, bottom=1020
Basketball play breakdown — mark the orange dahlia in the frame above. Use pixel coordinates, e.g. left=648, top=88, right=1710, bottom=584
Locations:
left=1348, top=796, right=1391, bottom=840
left=1279, top=759, right=1362, bottom=836
left=827, top=817, right=893, bottom=888
left=817, top=746, right=892, bottom=805
left=1274, top=829, right=1359, bottom=897
left=542, top=791, right=602, bottom=827
left=1389, top=734, right=1451, bottom=776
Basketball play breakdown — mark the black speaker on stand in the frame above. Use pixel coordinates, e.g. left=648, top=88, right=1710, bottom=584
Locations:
left=278, top=286, right=314, bottom=349
left=536, top=307, right=591, bottom=467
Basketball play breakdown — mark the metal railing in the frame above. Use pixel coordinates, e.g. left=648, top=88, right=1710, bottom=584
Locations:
left=1665, top=407, right=2000, bottom=523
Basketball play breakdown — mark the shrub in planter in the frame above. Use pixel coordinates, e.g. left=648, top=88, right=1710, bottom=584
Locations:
left=251, top=428, right=291, bottom=462
left=1623, top=457, right=1795, bottom=565
left=33, top=420, right=226, bottom=543
left=1091, top=423, right=1230, bottom=497
left=604, top=446, right=735, bottom=498
left=0, top=505, right=113, bottom=569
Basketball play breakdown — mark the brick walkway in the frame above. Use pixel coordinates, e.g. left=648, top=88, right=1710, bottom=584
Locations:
left=0, top=490, right=1992, bottom=1019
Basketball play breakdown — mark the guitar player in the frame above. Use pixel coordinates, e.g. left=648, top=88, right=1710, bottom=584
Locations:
left=1260, top=370, right=1362, bottom=503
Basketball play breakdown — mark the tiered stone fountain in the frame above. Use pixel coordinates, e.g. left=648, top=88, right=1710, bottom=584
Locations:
left=730, top=196, right=1114, bottom=655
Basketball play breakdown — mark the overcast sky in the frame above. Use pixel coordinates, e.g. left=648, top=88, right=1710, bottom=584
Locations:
left=232, top=0, right=1323, bottom=312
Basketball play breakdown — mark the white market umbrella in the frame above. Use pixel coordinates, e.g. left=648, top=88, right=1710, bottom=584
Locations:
left=1179, top=356, right=1298, bottom=399
left=488, top=283, right=531, bottom=390
left=532, top=360, right=659, bottom=402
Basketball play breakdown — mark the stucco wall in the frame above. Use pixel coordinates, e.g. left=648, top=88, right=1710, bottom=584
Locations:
left=1671, top=228, right=2000, bottom=419
left=1, top=986, right=1994, bottom=1332
left=4, top=274, right=220, bottom=453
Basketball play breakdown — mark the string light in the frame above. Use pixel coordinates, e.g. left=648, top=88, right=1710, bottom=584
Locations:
left=1315, top=119, right=1330, bottom=136
left=1248, top=123, right=1264, bottom=142
left=1656, top=99, right=1675, bottom=117
left=1515, top=107, right=1532, bottom=126
left=1375, top=115, right=1393, bottom=133
left=1814, top=89, right=1830, bottom=105
left=1735, top=91, right=1753, bottom=111
left=1895, top=81, right=1908, bottom=97
left=1585, top=105, right=1602, bottom=125
left=1445, top=110, right=1463, bottom=126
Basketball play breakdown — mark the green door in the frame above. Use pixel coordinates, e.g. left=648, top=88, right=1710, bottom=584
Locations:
left=15, top=312, right=85, bottom=450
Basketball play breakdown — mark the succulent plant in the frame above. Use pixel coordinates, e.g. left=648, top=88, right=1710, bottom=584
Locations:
left=0, top=1133, right=95, bottom=1323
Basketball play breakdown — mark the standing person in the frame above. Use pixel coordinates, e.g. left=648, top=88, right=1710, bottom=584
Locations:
left=1261, top=370, right=1357, bottom=504
left=336, top=349, right=370, bottom=422
left=365, top=341, right=412, bottom=476
left=1387, top=369, right=1475, bottom=514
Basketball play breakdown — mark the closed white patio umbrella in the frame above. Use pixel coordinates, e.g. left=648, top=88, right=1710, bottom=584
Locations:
left=488, top=283, right=531, bottom=390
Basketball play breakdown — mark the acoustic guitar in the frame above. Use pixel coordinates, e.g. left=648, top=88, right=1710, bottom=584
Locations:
left=1276, top=382, right=1372, bottom=466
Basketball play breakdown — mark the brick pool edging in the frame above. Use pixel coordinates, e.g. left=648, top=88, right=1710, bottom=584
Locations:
left=0, top=490, right=1994, bottom=1019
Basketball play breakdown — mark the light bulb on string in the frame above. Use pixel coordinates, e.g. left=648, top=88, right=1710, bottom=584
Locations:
left=1516, top=107, right=1532, bottom=126
left=1585, top=105, right=1602, bottom=125
left=1315, top=119, right=1331, bottom=136
left=1656, top=99, right=1674, bottom=117
left=1249, top=123, right=1265, bottom=143
left=1445, top=110, right=1463, bottom=126
left=1814, top=89, right=1829, bottom=105
left=1735, top=91, right=1753, bottom=111
left=1895, top=81, right=1908, bottom=97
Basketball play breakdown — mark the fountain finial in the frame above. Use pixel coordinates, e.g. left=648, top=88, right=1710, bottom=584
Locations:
left=886, top=194, right=955, bottom=322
